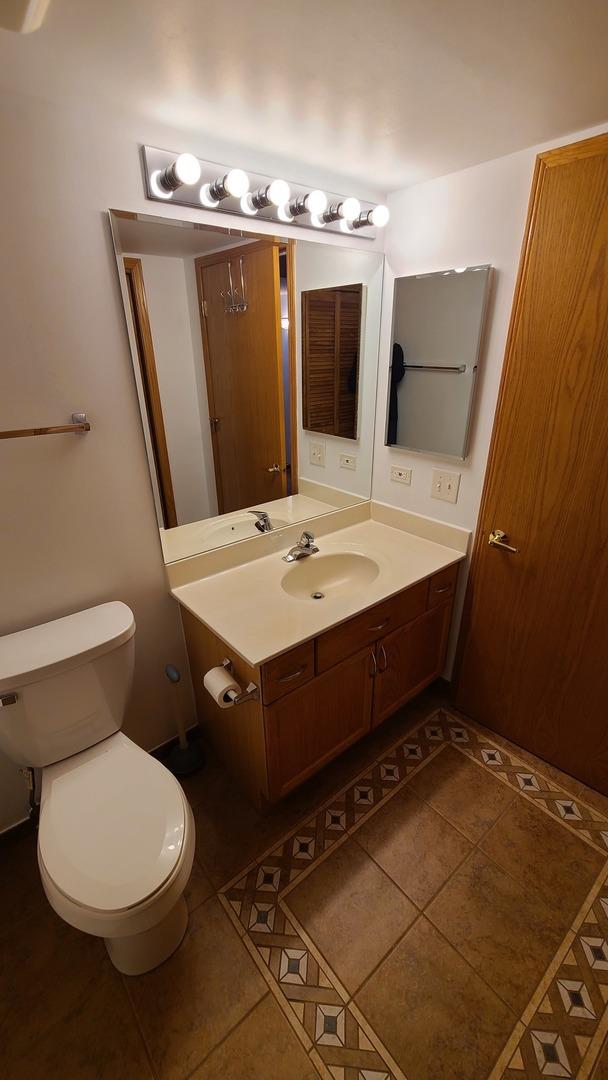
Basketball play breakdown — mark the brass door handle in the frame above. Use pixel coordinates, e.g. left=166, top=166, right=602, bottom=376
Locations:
left=488, top=529, right=519, bottom=553
left=266, top=464, right=281, bottom=473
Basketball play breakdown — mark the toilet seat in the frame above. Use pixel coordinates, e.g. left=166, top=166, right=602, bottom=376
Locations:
left=38, top=732, right=188, bottom=914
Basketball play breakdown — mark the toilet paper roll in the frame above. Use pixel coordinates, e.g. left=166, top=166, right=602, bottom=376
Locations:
left=203, top=665, right=241, bottom=709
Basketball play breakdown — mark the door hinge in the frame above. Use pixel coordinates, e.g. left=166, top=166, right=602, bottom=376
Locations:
left=201, top=299, right=208, bottom=317
left=209, top=416, right=221, bottom=432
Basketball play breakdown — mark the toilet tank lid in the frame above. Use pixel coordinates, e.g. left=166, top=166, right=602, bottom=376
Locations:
left=0, top=602, right=135, bottom=693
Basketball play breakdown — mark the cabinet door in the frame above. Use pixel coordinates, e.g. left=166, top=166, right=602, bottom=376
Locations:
left=265, top=647, right=373, bottom=801
left=373, top=603, right=452, bottom=726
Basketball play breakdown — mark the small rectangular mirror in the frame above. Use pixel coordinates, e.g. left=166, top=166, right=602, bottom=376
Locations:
left=385, top=264, right=492, bottom=459
left=302, top=282, right=363, bottom=439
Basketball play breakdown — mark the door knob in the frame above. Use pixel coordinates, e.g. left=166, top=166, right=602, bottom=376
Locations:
left=488, top=529, right=519, bottom=553
left=266, top=464, right=282, bottom=473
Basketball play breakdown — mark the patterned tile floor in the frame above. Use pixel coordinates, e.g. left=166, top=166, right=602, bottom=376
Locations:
left=3, top=684, right=608, bottom=1079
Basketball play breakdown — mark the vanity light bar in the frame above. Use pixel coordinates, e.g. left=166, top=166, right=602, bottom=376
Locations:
left=141, top=146, right=387, bottom=238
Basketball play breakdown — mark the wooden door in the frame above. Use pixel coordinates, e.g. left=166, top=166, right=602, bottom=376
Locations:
left=456, top=133, right=608, bottom=793
left=196, top=241, right=287, bottom=514
left=265, top=647, right=373, bottom=801
left=373, top=604, right=452, bottom=726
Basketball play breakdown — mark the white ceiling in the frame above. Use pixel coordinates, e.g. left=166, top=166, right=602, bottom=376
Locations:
left=1, top=0, right=607, bottom=191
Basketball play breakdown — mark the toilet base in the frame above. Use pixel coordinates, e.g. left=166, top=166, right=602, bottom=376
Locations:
left=104, top=895, right=188, bottom=976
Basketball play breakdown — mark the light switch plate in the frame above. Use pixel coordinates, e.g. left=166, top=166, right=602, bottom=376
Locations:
left=431, top=469, right=461, bottom=504
left=340, top=454, right=356, bottom=471
left=390, top=465, right=412, bottom=485
left=309, top=442, right=325, bottom=467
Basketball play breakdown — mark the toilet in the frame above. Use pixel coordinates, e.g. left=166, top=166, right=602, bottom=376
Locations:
left=0, top=602, right=195, bottom=976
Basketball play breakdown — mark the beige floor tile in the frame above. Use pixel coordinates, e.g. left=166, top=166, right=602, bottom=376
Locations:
left=190, top=993, right=318, bottom=1080
left=355, top=786, right=472, bottom=907
left=8, top=964, right=152, bottom=1079
left=480, top=795, right=604, bottom=920
left=356, top=916, right=515, bottom=1080
left=0, top=895, right=112, bottom=1058
left=126, top=896, right=267, bottom=1080
left=426, top=849, right=566, bottom=1011
left=409, top=744, right=515, bottom=841
left=286, top=837, right=417, bottom=995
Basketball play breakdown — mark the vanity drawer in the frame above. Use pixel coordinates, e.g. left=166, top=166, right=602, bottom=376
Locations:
left=316, top=581, right=427, bottom=674
left=426, top=564, right=459, bottom=609
left=261, top=641, right=315, bottom=705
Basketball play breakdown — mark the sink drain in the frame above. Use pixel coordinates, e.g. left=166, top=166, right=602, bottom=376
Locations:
left=311, top=591, right=325, bottom=600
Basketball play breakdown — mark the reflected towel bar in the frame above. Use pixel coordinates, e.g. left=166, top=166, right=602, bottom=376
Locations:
left=403, top=364, right=466, bottom=374
left=0, top=413, right=90, bottom=440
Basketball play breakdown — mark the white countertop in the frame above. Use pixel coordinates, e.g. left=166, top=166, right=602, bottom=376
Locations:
left=172, top=518, right=466, bottom=667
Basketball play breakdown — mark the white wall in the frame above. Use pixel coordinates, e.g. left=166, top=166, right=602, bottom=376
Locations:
left=296, top=243, right=384, bottom=499
left=129, top=253, right=212, bottom=525
left=0, top=91, right=383, bottom=831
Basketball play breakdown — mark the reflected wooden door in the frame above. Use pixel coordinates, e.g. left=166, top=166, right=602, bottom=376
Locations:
left=455, top=134, right=608, bottom=793
left=196, top=241, right=287, bottom=514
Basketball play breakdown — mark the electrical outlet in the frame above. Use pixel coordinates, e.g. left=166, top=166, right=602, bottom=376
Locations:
left=340, top=453, right=356, bottom=471
left=390, top=465, right=411, bottom=485
left=309, top=442, right=325, bottom=467
left=431, top=469, right=461, bottom=504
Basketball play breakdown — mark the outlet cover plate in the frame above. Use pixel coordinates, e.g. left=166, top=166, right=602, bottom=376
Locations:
left=340, top=454, right=356, bottom=471
left=309, top=442, right=326, bottom=467
left=431, top=469, right=461, bottom=504
left=390, top=465, right=412, bottom=485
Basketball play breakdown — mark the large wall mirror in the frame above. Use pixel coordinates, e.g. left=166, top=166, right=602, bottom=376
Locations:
left=110, top=211, right=384, bottom=562
left=385, top=265, right=492, bottom=459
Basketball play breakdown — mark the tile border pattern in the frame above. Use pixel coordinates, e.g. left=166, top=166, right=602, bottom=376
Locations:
left=218, top=708, right=608, bottom=1079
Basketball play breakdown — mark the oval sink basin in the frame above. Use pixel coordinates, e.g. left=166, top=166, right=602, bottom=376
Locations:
left=281, top=552, right=380, bottom=600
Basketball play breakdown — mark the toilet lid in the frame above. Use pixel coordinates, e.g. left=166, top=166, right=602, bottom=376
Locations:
left=38, top=734, right=187, bottom=912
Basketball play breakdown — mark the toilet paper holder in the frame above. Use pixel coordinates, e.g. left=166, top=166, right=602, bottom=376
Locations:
left=221, top=658, right=259, bottom=705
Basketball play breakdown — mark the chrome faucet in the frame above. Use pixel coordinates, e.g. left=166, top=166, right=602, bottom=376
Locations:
left=282, top=531, right=319, bottom=563
left=248, top=510, right=273, bottom=534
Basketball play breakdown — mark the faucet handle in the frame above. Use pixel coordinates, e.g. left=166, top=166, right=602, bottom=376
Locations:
left=300, top=530, right=315, bottom=547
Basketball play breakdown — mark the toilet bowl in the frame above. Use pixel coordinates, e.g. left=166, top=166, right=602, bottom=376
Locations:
left=0, top=602, right=196, bottom=975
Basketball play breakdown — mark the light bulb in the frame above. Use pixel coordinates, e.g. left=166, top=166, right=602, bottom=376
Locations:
left=277, top=203, right=293, bottom=223
left=199, top=183, right=220, bottom=209
left=224, top=168, right=249, bottom=198
left=267, top=179, right=290, bottom=206
left=340, top=197, right=361, bottom=221
left=370, top=204, right=390, bottom=227
left=240, top=193, right=258, bottom=216
left=150, top=170, right=174, bottom=200
left=174, top=153, right=201, bottom=185
left=310, top=213, right=326, bottom=229
left=306, top=189, right=327, bottom=215
left=340, top=217, right=354, bottom=234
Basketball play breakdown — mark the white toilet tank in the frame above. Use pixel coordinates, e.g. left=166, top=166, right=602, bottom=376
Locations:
left=0, top=602, right=136, bottom=768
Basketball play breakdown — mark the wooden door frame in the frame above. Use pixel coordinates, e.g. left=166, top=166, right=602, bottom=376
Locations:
left=453, top=132, right=608, bottom=695
left=194, top=238, right=298, bottom=513
left=123, top=256, right=178, bottom=529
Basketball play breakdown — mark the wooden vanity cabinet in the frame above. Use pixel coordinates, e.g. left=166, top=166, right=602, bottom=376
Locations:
left=181, top=562, right=459, bottom=809
left=265, top=647, right=373, bottom=801
left=372, top=602, right=452, bottom=725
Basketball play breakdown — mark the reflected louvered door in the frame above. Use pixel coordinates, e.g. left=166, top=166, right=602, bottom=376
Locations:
left=302, top=289, right=337, bottom=434
left=302, top=284, right=362, bottom=437
left=337, top=286, right=362, bottom=438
